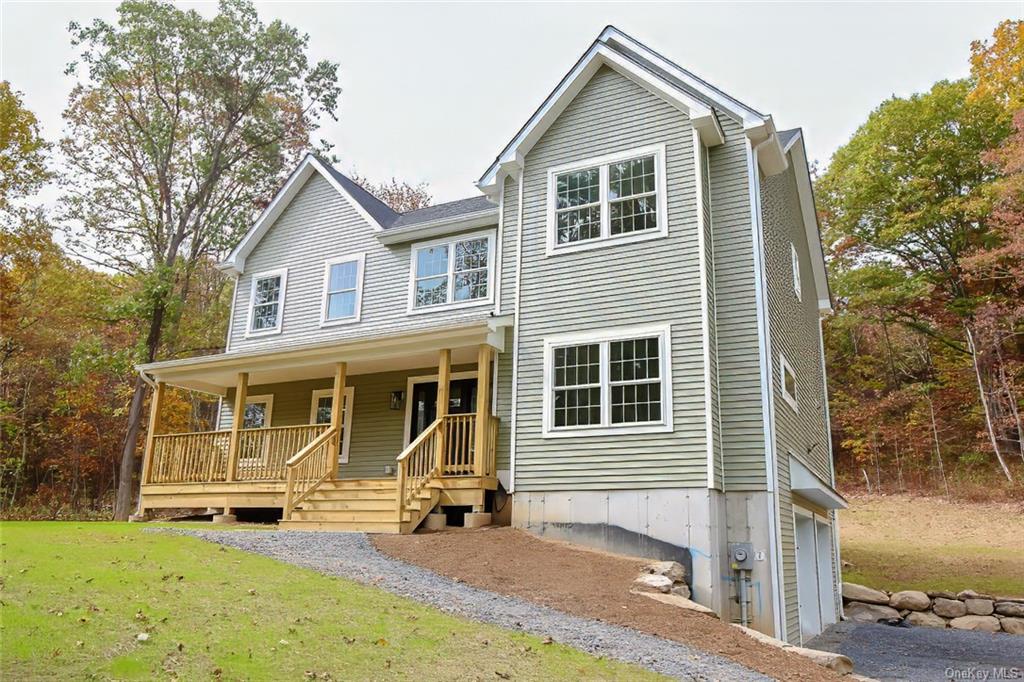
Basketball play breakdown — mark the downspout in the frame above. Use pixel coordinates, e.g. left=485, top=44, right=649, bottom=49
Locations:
left=747, top=134, right=787, bottom=641
left=509, top=170, right=526, bottom=495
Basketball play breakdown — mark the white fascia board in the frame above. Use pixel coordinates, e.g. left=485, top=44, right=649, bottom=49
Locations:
left=786, top=134, right=832, bottom=314
left=599, top=26, right=767, bottom=128
left=218, top=154, right=388, bottom=275
left=376, top=209, right=499, bottom=245
left=478, top=42, right=714, bottom=192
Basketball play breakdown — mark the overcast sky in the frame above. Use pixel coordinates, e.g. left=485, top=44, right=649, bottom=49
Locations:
left=1, top=1, right=1020, bottom=203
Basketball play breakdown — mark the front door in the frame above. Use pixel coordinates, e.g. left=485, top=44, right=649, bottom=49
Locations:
left=408, top=378, right=477, bottom=441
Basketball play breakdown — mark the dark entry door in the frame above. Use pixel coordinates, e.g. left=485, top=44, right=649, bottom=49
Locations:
left=409, top=378, right=477, bottom=441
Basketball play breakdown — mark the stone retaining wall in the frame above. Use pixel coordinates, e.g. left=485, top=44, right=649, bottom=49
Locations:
left=842, top=582, right=1024, bottom=635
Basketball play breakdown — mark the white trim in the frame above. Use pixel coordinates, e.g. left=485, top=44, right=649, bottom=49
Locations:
left=406, top=230, right=497, bottom=315
left=791, top=242, right=802, bottom=302
left=544, top=143, right=668, bottom=256
left=694, top=131, right=716, bottom=490
left=244, top=268, right=288, bottom=338
left=509, top=174, right=525, bottom=494
left=747, top=137, right=786, bottom=641
left=376, top=209, right=498, bottom=245
left=785, top=132, right=832, bottom=313
left=541, top=323, right=673, bottom=438
left=779, top=353, right=799, bottom=413
left=817, top=317, right=835, bottom=485
left=494, top=180, right=505, bottom=316
left=220, top=154, right=388, bottom=273
left=477, top=41, right=711, bottom=191
left=402, top=371, right=479, bottom=445
left=319, top=253, right=366, bottom=327
left=224, top=276, right=238, bottom=352
left=243, top=394, right=274, bottom=428
left=309, top=386, right=355, bottom=463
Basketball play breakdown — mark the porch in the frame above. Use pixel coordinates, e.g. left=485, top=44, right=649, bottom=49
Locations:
left=137, top=320, right=508, bottom=532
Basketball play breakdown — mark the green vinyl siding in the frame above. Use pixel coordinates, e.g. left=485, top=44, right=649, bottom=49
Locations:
left=700, top=140, right=724, bottom=490
left=512, top=66, right=709, bottom=491
left=711, top=118, right=768, bottom=490
left=227, top=173, right=498, bottom=353
left=761, top=159, right=833, bottom=643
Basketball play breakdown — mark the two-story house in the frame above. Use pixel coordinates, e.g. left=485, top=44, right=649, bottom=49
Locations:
left=136, top=26, right=845, bottom=643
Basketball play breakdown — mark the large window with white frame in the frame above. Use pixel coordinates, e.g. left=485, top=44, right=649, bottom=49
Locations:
left=543, top=324, right=673, bottom=437
left=246, top=269, right=287, bottom=336
left=408, top=231, right=495, bottom=312
left=547, top=144, right=668, bottom=254
left=321, top=254, right=365, bottom=326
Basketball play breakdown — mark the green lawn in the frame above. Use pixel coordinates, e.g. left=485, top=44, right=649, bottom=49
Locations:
left=1, top=522, right=660, bottom=680
left=840, top=495, right=1024, bottom=597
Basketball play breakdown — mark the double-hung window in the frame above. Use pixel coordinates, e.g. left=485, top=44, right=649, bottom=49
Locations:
left=544, top=325, right=673, bottom=436
left=409, top=231, right=495, bottom=312
left=247, top=269, right=287, bottom=336
left=321, top=254, right=365, bottom=326
left=547, top=144, right=667, bottom=254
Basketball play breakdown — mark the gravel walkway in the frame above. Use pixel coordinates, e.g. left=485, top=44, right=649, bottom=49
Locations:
left=151, top=528, right=767, bottom=681
left=808, top=620, right=1024, bottom=681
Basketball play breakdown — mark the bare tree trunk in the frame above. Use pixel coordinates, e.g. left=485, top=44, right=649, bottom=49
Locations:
left=113, top=300, right=166, bottom=520
left=893, top=436, right=905, bottom=494
left=995, top=344, right=1024, bottom=466
left=965, top=326, right=1013, bottom=482
left=862, top=468, right=872, bottom=493
left=926, top=393, right=951, bottom=500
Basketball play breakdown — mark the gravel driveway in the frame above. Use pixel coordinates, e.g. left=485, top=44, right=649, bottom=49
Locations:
left=153, top=528, right=767, bottom=681
left=808, top=620, right=1024, bottom=681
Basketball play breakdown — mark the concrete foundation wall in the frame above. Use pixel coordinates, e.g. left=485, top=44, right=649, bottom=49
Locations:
left=724, top=491, right=780, bottom=636
left=511, top=488, right=729, bottom=614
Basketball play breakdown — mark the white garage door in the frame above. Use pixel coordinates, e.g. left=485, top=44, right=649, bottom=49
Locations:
left=795, top=508, right=838, bottom=643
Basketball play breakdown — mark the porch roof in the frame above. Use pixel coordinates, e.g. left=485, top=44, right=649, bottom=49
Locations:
left=138, top=316, right=512, bottom=395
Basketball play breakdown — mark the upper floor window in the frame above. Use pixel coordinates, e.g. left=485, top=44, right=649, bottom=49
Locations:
left=247, top=269, right=287, bottom=336
left=780, top=353, right=798, bottom=412
left=547, top=144, right=667, bottom=255
left=321, top=254, right=365, bottom=326
left=543, top=324, right=673, bottom=437
left=408, top=231, right=495, bottom=313
left=791, top=243, right=802, bottom=302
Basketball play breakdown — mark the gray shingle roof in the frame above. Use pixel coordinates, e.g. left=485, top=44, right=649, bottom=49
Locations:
left=777, top=128, right=801, bottom=150
left=317, top=155, right=495, bottom=230
left=388, top=196, right=496, bottom=229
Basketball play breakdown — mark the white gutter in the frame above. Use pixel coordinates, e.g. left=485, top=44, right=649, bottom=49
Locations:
left=747, top=135, right=787, bottom=641
left=509, top=171, right=525, bottom=495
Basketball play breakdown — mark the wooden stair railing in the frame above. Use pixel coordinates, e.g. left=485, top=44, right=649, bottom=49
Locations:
left=395, top=417, right=443, bottom=522
left=283, top=426, right=338, bottom=519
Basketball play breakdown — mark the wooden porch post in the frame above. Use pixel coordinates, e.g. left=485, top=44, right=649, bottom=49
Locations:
left=330, top=362, right=347, bottom=478
left=435, top=349, right=451, bottom=474
left=225, top=372, right=249, bottom=482
left=474, top=344, right=493, bottom=478
left=141, top=381, right=165, bottom=485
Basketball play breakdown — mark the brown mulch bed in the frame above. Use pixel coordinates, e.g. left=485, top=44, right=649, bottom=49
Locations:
left=373, top=527, right=841, bottom=681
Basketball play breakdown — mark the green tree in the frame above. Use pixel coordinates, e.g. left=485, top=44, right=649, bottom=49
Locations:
left=60, top=0, right=340, bottom=519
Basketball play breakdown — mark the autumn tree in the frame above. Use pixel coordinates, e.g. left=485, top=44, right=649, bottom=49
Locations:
left=350, top=172, right=432, bottom=213
left=60, top=0, right=340, bottom=519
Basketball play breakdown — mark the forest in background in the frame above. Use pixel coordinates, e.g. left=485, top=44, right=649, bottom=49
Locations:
left=1, top=4, right=1021, bottom=517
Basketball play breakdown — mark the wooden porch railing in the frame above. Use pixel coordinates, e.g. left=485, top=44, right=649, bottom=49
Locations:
left=395, top=418, right=442, bottom=520
left=282, top=426, right=338, bottom=518
left=149, top=430, right=231, bottom=483
left=145, top=424, right=329, bottom=485
left=236, top=424, right=328, bottom=481
left=395, top=414, right=500, bottom=518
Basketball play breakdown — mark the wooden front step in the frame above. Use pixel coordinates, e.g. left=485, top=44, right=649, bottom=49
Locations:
left=278, top=519, right=406, bottom=533
left=283, top=477, right=431, bottom=532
